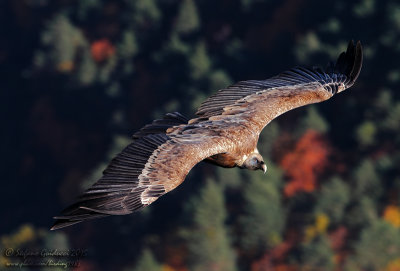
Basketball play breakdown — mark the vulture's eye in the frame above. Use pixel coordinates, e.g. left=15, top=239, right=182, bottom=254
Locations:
left=250, top=157, right=259, bottom=166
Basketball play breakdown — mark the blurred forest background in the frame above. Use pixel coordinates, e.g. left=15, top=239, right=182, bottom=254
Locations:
left=1, top=0, right=400, bottom=270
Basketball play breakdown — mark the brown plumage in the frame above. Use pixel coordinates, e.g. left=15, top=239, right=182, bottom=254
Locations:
left=51, top=40, right=363, bottom=230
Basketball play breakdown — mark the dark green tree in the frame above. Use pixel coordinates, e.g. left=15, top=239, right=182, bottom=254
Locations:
left=344, top=220, right=400, bottom=271
left=117, top=30, right=138, bottom=75
left=355, top=120, right=377, bottom=147
left=258, top=121, right=280, bottom=158
left=216, top=165, right=243, bottom=189
left=352, top=159, right=382, bottom=200
left=183, top=179, right=237, bottom=271
left=77, top=0, right=102, bottom=20
left=129, top=0, right=161, bottom=26
left=189, top=41, right=211, bottom=80
left=174, top=0, right=200, bottom=34
left=75, top=47, right=97, bottom=85
left=34, top=14, right=87, bottom=74
left=298, top=235, right=335, bottom=271
left=128, top=248, right=161, bottom=271
left=345, top=196, right=378, bottom=228
left=300, top=106, right=330, bottom=134
left=315, top=176, right=351, bottom=224
left=238, top=163, right=285, bottom=255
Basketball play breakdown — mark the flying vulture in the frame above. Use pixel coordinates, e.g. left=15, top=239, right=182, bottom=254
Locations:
left=51, top=40, right=362, bottom=230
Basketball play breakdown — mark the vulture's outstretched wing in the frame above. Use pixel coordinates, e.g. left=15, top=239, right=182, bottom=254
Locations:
left=193, top=40, right=362, bottom=134
left=51, top=113, right=239, bottom=230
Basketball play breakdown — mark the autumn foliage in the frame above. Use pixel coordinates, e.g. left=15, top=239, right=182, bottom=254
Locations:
left=91, top=39, right=115, bottom=62
left=250, top=241, right=297, bottom=271
left=383, top=205, right=400, bottom=228
left=304, top=213, right=329, bottom=242
left=280, top=130, right=330, bottom=197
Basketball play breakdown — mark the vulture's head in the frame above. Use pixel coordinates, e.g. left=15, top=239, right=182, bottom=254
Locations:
left=242, top=153, right=267, bottom=173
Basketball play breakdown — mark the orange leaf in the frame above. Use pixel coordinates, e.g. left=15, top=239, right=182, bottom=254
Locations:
left=383, top=205, right=400, bottom=228
left=91, top=39, right=115, bottom=62
left=280, top=130, right=330, bottom=197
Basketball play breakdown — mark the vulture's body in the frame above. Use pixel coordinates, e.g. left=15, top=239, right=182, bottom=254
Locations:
left=52, top=41, right=363, bottom=230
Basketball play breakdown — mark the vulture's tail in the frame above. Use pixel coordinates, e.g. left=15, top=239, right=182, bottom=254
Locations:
left=51, top=112, right=189, bottom=230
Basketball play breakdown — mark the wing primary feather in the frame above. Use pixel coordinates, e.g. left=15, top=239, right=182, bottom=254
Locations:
left=51, top=114, right=185, bottom=230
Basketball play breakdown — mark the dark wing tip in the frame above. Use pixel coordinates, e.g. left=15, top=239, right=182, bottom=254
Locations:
left=334, top=40, right=363, bottom=87
left=51, top=133, right=169, bottom=230
left=50, top=219, right=82, bottom=231
left=50, top=207, right=109, bottom=230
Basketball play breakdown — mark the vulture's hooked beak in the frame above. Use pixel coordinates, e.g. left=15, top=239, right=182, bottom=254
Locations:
left=261, top=162, right=267, bottom=174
